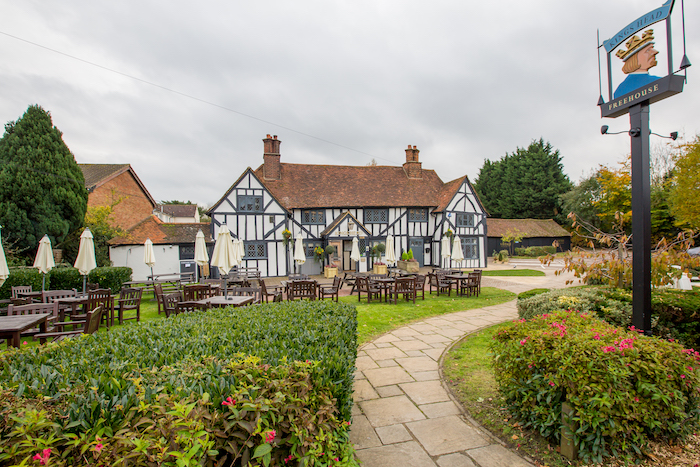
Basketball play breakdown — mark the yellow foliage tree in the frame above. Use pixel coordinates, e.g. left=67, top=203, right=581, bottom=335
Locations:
left=669, top=136, right=700, bottom=229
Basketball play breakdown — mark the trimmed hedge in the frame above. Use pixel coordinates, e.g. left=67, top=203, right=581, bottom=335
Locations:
left=516, top=288, right=549, bottom=300
left=87, top=266, right=132, bottom=293
left=518, top=286, right=700, bottom=347
left=514, top=246, right=556, bottom=257
left=0, top=268, right=44, bottom=300
left=492, top=310, right=700, bottom=463
left=0, top=300, right=357, bottom=466
left=47, top=265, right=82, bottom=291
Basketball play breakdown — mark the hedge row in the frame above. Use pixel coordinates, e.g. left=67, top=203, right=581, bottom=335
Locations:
left=517, top=286, right=700, bottom=347
left=492, top=310, right=700, bottom=463
left=514, top=246, right=556, bottom=257
left=0, top=266, right=132, bottom=299
left=0, top=300, right=358, bottom=466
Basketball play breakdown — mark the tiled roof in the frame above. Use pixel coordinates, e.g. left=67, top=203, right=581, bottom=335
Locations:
left=156, top=204, right=197, bottom=218
left=109, top=216, right=212, bottom=245
left=78, top=163, right=156, bottom=207
left=252, top=163, right=445, bottom=209
left=486, top=219, right=570, bottom=238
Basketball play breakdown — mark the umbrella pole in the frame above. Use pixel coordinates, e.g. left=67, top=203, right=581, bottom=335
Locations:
left=42, top=273, right=46, bottom=292
left=82, top=275, right=87, bottom=295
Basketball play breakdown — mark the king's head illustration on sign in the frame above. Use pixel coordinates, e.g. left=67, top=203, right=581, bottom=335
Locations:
left=614, top=29, right=661, bottom=98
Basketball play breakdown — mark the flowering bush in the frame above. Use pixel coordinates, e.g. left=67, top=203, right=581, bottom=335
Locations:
left=492, top=310, right=700, bottom=464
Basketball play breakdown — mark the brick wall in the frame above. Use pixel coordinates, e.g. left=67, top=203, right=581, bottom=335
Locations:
left=88, top=171, right=155, bottom=230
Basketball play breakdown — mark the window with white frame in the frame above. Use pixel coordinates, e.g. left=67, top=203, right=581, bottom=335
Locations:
left=461, top=237, right=479, bottom=259
left=302, top=209, right=325, bottom=225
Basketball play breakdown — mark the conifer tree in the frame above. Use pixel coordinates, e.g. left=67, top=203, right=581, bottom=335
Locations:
left=0, top=105, right=88, bottom=256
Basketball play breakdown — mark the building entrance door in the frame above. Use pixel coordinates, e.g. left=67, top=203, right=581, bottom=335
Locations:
left=409, top=237, right=424, bottom=266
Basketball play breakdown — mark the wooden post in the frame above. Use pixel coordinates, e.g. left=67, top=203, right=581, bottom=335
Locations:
left=561, top=402, right=578, bottom=461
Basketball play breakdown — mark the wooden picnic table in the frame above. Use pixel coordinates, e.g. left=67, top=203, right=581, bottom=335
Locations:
left=56, top=295, right=116, bottom=327
left=195, top=296, right=254, bottom=308
left=372, top=277, right=395, bottom=302
left=446, top=273, right=470, bottom=296
left=0, top=313, right=51, bottom=348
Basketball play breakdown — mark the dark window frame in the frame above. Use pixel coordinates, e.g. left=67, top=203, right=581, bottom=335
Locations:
left=365, top=208, right=389, bottom=224
left=243, top=241, right=267, bottom=259
left=456, top=213, right=475, bottom=228
left=302, top=209, right=326, bottom=225
left=408, top=208, right=428, bottom=222
left=461, top=237, right=479, bottom=259
left=237, top=194, right=264, bottom=213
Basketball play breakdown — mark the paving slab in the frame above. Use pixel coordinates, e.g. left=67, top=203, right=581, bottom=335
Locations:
left=365, top=346, right=408, bottom=361
left=400, top=380, right=451, bottom=405
left=355, top=441, right=436, bottom=467
left=353, top=379, right=380, bottom=402
left=419, top=401, right=462, bottom=418
left=376, top=384, right=404, bottom=397
left=349, top=414, right=382, bottom=449
left=406, top=416, right=489, bottom=456
left=436, top=453, right=477, bottom=467
left=396, top=356, right=439, bottom=373
left=375, top=424, right=413, bottom=444
left=394, top=339, right=435, bottom=352
left=467, top=444, right=534, bottom=467
left=363, top=366, right=414, bottom=387
left=360, top=395, right=427, bottom=427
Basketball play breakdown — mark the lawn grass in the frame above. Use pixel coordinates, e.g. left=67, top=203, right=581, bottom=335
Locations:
left=341, top=287, right=515, bottom=343
left=481, top=269, right=545, bottom=277
left=443, top=323, right=570, bottom=467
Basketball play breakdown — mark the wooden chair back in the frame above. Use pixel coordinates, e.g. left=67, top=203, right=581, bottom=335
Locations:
left=183, top=284, right=213, bottom=301
left=11, top=285, right=32, bottom=299
left=356, top=276, right=380, bottom=303
left=391, top=277, right=416, bottom=304
left=88, top=289, right=112, bottom=328
left=319, top=276, right=342, bottom=302
left=414, top=274, right=427, bottom=300
left=153, top=282, right=165, bottom=314
left=34, top=306, right=103, bottom=343
left=7, top=301, right=59, bottom=322
left=84, top=306, right=104, bottom=335
left=229, top=286, right=261, bottom=304
left=259, top=279, right=283, bottom=303
left=117, top=287, right=143, bottom=324
left=42, top=289, right=77, bottom=303
left=287, top=280, right=316, bottom=301
left=162, top=292, right=181, bottom=318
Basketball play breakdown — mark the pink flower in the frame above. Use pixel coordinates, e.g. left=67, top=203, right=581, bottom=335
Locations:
left=519, top=338, right=527, bottom=345
left=335, top=458, right=340, bottom=462
left=221, top=396, right=235, bottom=406
left=634, top=397, right=639, bottom=402
left=549, top=381, right=555, bottom=387
left=682, top=374, right=686, bottom=379
left=22, top=341, right=27, bottom=345
left=528, top=364, right=533, bottom=369
left=33, top=449, right=51, bottom=465
left=602, top=346, right=616, bottom=353
left=688, top=366, right=694, bottom=372
left=593, top=333, right=600, bottom=340
left=95, top=443, right=103, bottom=452
left=284, top=454, right=295, bottom=464
left=265, top=430, right=276, bottom=443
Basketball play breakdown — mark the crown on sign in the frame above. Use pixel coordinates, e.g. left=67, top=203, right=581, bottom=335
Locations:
left=616, top=30, right=655, bottom=61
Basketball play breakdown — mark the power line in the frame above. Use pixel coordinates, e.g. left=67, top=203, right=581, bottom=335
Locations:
left=0, top=30, right=397, bottom=163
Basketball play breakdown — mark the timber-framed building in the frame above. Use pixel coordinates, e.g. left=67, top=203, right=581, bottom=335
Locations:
left=207, top=135, right=488, bottom=277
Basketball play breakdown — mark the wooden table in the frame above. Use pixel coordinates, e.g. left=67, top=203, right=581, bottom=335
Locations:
left=195, top=296, right=254, bottom=308
left=372, top=277, right=395, bottom=302
left=56, top=295, right=115, bottom=328
left=446, top=274, right=472, bottom=296
left=0, top=314, right=51, bottom=348
left=16, top=291, right=43, bottom=302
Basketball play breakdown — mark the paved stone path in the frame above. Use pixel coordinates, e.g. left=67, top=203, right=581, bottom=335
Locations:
left=349, top=300, right=535, bottom=467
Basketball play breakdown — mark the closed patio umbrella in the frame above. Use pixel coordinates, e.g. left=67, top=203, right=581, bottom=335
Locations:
left=441, top=235, right=452, bottom=268
left=0, top=227, right=9, bottom=288
left=33, top=234, right=55, bottom=291
left=385, top=234, right=396, bottom=266
left=144, top=239, right=156, bottom=280
left=451, top=235, right=464, bottom=267
left=293, top=233, right=305, bottom=273
left=236, top=237, right=245, bottom=261
left=194, top=230, right=209, bottom=281
left=231, top=237, right=242, bottom=268
left=350, top=236, right=361, bottom=272
left=211, top=224, right=237, bottom=296
left=74, top=228, right=97, bottom=294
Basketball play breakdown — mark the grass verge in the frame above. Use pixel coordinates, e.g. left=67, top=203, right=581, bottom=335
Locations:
left=481, top=269, right=545, bottom=277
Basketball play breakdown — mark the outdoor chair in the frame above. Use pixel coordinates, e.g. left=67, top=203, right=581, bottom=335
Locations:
left=162, top=292, right=181, bottom=318
left=318, top=276, right=341, bottom=302
left=183, top=284, right=214, bottom=301
left=288, top=274, right=309, bottom=281
left=41, top=289, right=78, bottom=319
left=202, top=278, right=224, bottom=295
left=472, top=269, right=483, bottom=296
left=356, top=276, right=381, bottom=303
left=460, top=273, right=480, bottom=297
left=342, top=272, right=357, bottom=293
left=259, top=279, right=284, bottom=303
left=87, top=282, right=100, bottom=291
left=287, top=280, right=317, bottom=301
left=35, top=306, right=103, bottom=343
left=389, top=277, right=416, bottom=304
left=115, top=287, right=143, bottom=325
left=229, top=286, right=262, bottom=304
left=81, top=289, right=113, bottom=329
left=428, top=272, right=452, bottom=296
left=6, top=301, right=60, bottom=337
left=11, top=286, right=33, bottom=300
left=154, top=283, right=165, bottom=314
left=414, top=274, right=427, bottom=300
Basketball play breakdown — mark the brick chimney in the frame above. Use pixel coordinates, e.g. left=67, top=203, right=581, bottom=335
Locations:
left=263, top=134, right=281, bottom=180
left=403, top=145, right=422, bottom=179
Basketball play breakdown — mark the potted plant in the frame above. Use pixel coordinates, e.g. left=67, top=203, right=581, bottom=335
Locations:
left=323, top=245, right=338, bottom=278
left=444, top=228, right=454, bottom=239
left=282, top=228, right=292, bottom=246
left=371, top=243, right=387, bottom=274
left=398, top=249, right=419, bottom=273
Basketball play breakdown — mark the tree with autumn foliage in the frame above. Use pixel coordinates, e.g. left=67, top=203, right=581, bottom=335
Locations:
left=669, top=136, right=700, bottom=229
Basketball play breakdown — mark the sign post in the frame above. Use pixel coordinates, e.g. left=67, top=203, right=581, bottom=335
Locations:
left=598, top=0, right=689, bottom=333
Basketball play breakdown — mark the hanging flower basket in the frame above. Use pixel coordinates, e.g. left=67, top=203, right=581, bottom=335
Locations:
left=445, top=229, right=454, bottom=239
left=282, top=229, right=292, bottom=246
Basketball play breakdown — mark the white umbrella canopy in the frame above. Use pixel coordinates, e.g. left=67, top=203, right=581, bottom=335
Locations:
left=236, top=237, right=245, bottom=260
left=350, top=236, right=361, bottom=262
left=210, top=225, right=237, bottom=276
left=194, top=230, right=209, bottom=266
left=385, top=234, right=396, bottom=266
left=74, top=228, right=97, bottom=276
left=231, top=237, right=242, bottom=267
left=452, top=235, right=464, bottom=264
left=33, top=235, right=55, bottom=291
left=0, top=227, right=9, bottom=288
left=293, top=233, right=306, bottom=265
left=441, top=235, right=452, bottom=268
left=144, top=238, right=156, bottom=278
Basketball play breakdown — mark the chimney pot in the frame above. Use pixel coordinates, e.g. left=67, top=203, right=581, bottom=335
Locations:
left=407, top=144, right=412, bottom=149
left=267, top=134, right=271, bottom=138
left=273, top=135, right=278, bottom=139
left=413, top=145, right=417, bottom=149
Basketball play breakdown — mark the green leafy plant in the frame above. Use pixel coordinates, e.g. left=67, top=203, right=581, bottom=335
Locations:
left=372, top=243, right=386, bottom=265
left=492, top=310, right=700, bottom=464
left=86, top=266, right=132, bottom=293
left=0, top=267, right=44, bottom=299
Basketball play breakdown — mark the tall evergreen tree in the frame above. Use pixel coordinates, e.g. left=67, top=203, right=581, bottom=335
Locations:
left=474, top=138, right=571, bottom=222
left=0, top=105, right=88, bottom=256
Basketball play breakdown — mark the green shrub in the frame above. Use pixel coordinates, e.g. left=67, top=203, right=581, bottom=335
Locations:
left=47, top=266, right=82, bottom=291
left=492, top=310, right=700, bottom=463
left=0, top=301, right=357, bottom=465
left=401, top=251, right=409, bottom=261
left=0, top=268, right=44, bottom=299
left=87, top=266, right=132, bottom=293
left=517, top=288, right=549, bottom=300
left=407, top=249, right=414, bottom=260
left=514, top=246, right=556, bottom=257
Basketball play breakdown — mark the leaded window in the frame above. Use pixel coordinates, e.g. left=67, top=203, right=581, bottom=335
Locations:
left=456, top=213, right=475, bottom=228
left=302, top=210, right=325, bottom=225
left=365, top=209, right=388, bottom=224
left=408, top=208, right=427, bottom=222
left=243, top=241, right=267, bottom=259
left=305, top=241, right=322, bottom=258
left=238, top=195, right=263, bottom=212
left=461, top=237, right=479, bottom=259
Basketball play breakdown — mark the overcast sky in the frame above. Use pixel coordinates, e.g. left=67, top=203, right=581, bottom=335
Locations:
left=1, top=0, right=697, bottom=208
